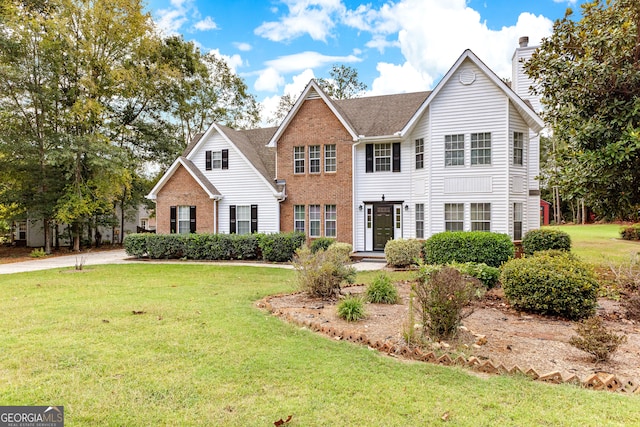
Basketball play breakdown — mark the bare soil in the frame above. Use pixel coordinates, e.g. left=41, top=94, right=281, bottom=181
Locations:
left=0, top=245, right=122, bottom=264
left=264, top=280, right=640, bottom=383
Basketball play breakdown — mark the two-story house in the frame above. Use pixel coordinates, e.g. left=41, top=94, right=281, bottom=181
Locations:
left=148, top=42, right=544, bottom=252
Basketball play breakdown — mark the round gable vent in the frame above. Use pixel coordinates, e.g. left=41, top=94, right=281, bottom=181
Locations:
left=459, top=69, right=476, bottom=85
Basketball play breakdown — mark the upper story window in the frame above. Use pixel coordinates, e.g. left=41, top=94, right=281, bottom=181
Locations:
left=294, top=146, right=305, bottom=174
left=445, top=203, right=464, bottom=231
left=366, top=142, right=400, bottom=173
left=375, top=143, right=391, bottom=172
left=309, top=145, right=320, bottom=173
left=471, top=202, right=491, bottom=231
left=415, top=138, right=424, bottom=169
left=445, top=134, right=464, bottom=167
left=471, top=132, right=491, bottom=165
left=324, top=144, right=336, bottom=172
left=513, top=132, right=524, bottom=166
left=205, top=149, right=228, bottom=171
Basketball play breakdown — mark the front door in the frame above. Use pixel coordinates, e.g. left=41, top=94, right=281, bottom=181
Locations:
left=373, top=204, right=393, bottom=251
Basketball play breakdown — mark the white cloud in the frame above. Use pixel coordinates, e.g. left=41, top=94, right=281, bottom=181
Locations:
left=194, top=16, right=218, bottom=31
left=255, top=67, right=285, bottom=92
left=234, top=42, right=252, bottom=52
left=369, top=62, right=433, bottom=96
left=259, top=69, right=316, bottom=126
left=206, top=49, right=244, bottom=73
left=265, top=51, right=360, bottom=74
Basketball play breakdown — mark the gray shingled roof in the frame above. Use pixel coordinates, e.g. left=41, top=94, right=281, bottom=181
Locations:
left=180, top=157, right=221, bottom=196
left=331, top=91, right=431, bottom=137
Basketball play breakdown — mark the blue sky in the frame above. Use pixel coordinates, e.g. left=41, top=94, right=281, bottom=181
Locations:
left=145, top=0, right=586, bottom=122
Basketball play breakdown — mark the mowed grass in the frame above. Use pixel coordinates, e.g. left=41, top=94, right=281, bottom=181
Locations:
left=0, top=264, right=638, bottom=426
left=550, top=224, right=640, bottom=265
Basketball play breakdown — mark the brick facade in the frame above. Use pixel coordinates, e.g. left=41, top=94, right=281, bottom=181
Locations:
left=277, top=98, right=354, bottom=244
left=155, top=165, right=215, bottom=234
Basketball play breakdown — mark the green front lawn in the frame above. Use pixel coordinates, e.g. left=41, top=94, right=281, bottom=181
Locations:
left=551, top=224, right=640, bottom=265
left=0, top=264, right=637, bottom=426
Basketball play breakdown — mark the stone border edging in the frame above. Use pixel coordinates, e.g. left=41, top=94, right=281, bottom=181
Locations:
left=259, top=295, right=640, bottom=394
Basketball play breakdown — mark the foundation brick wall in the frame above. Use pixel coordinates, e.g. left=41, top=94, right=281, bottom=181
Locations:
left=278, top=98, right=354, bottom=244
left=155, top=165, right=215, bottom=234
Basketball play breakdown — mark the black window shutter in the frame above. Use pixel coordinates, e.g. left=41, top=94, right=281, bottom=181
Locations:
left=229, top=205, right=236, bottom=234
left=189, top=206, right=196, bottom=233
left=170, top=206, right=177, bottom=233
left=222, top=149, right=229, bottom=169
left=392, top=142, right=401, bottom=172
left=205, top=151, right=212, bottom=170
left=365, top=144, right=373, bottom=173
left=251, top=205, right=258, bottom=233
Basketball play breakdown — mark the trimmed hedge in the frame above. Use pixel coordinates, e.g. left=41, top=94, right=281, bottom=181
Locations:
left=500, top=251, right=599, bottom=320
left=521, top=228, right=571, bottom=255
left=423, top=231, right=514, bottom=267
left=310, top=237, right=335, bottom=253
left=123, top=231, right=305, bottom=262
left=384, top=239, right=422, bottom=268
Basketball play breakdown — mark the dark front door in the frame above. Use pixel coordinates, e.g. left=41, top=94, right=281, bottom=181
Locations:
left=374, top=204, right=393, bottom=251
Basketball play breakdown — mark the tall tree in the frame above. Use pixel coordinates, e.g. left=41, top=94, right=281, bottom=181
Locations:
left=316, top=64, right=367, bottom=100
left=526, top=0, right=640, bottom=220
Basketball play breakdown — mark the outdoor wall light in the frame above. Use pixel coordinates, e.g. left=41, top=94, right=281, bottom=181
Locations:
left=404, top=204, right=409, bottom=211
left=359, top=204, right=363, bottom=211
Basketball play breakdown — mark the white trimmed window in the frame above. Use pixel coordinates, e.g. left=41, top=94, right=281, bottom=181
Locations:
left=324, top=205, right=337, bottom=237
left=324, top=144, right=336, bottom=172
left=445, top=134, right=464, bottom=166
left=513, top=132, right=524, bottom=166
left=309, top=205, right=321, bottom=237
left=471, top=132, right=491, bottom=165
left=236, top=205, right=251, bottom=235
left=471, top=203, right=491, bottom=231
left=178, top=206, right=191, bottom=234
left=415, top=204, right=424, bottom=238
left=415, top=138, right=424, bottom=169
left=294, top=146, right=305, bottom=174
left=309, top=145, right=320, bottom=173
left=445, top=203, right=464, bottom=231
left=211, top=151, right=222, bottom=169
left=374, top=143, right=392, bottom=172
left=294, top=205, right=305, bottom=233
left=513, top=203, right=523, bottom=240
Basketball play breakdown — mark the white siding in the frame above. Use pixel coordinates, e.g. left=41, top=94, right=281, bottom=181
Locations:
left=512, top=45, right=541, bottom=113
left=190, top=132, right=280, bottom=233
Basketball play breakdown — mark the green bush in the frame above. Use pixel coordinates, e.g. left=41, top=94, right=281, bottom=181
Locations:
left=123, top=234, right=148, bottom=257
left=384, top=239, right=422, bottom=268
left=146, top=234, right=186, bottom=259
left=423, top=231, right=514, bottom=267
left=448, top=261, right=500, bottom=289
left=259, top=232, right=306, bottom=262
left=310, top=237, right=335, bottom=253
left=620, top=224, right=640, bottom=241
left=521, top=228, right=571, bottom=255
left=337, top=296, right=366, bottom=322
left=413, top=265, right=481, bottom=340
left=293, top=245, right=356, bottom=298
left=327, top=242, right=353, bottom=259
left=29, top=247, right=47, bottom=258
left=366, top=273, right=399, bottom=304
left=500, top=252, right=599, bottom=320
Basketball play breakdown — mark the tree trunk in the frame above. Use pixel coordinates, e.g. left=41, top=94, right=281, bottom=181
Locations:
left=43, top=218, right=52, bottom=254
left=72, top=223, right=81, bottom=252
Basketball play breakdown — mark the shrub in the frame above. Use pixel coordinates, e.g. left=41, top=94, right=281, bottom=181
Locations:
left=413, top=265, right=481, bottom=340
left=124, top=234, right=148, bottom=257
left=423, top=231, right=514, bottom=267
left=258, top=232, right=306, bottom=262
left=311, top=237, right=335, bottom=253
left=366, top=273, right=399, bottom=304
left=327, top=242, right=353, bottom=259
left=500, top=252, right=599, bottom=320
left=293, top=245, right=356, bottom=299
left=337, top=296, right=366, bottom=322
left=146, top=234, right=186, bottom=259
left=620, top=224, right=640, bottom=241
left=385, top=239, right=422, bottom=268
left=29, top=247, right=46, bottom=258
left=569, top=317, right=627, bottom=362
left=448, top=261, right=500, bottom=289
left=521, top=228, right=571, bottom=255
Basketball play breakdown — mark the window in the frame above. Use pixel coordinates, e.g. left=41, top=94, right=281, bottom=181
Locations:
left=236, top=206, right=251, bottom=235
left=471, top=132, right=491, bottom=165
left=324, top=144, right=336, bottom=172
left=294, top=146, right=305, bottom=174
left=395, top=206, right=401, bottom=229
left=471, top=203, right=491, bottom=231
left=445, top=203, right=464, bottom=231
left=445, top=134, right=464, bottom=166
left=309, top=205, right=321, bottom=237
left=309, top=145, right=320, bottom=173
left=513, top=203, right=523, bottom=240
left=140, top=218, right=148, bottom=230
left=513, top=132, right=524, bottom=166
left=415, top=204, right=424, bottom=238
left=294, top=205, right=305, bottom=233
left=374, top=143, right=391, bottom=172
left=178, top=206, right=191, bottom=234
left=325, top=205, right=337, bottom=237
left=205, top=150, right=228, bottom=170
left=415, top=138, right=424, bottom=169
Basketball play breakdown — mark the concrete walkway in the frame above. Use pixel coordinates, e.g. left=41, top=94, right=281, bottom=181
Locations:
left=0, top=249, right=386, bottom=275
